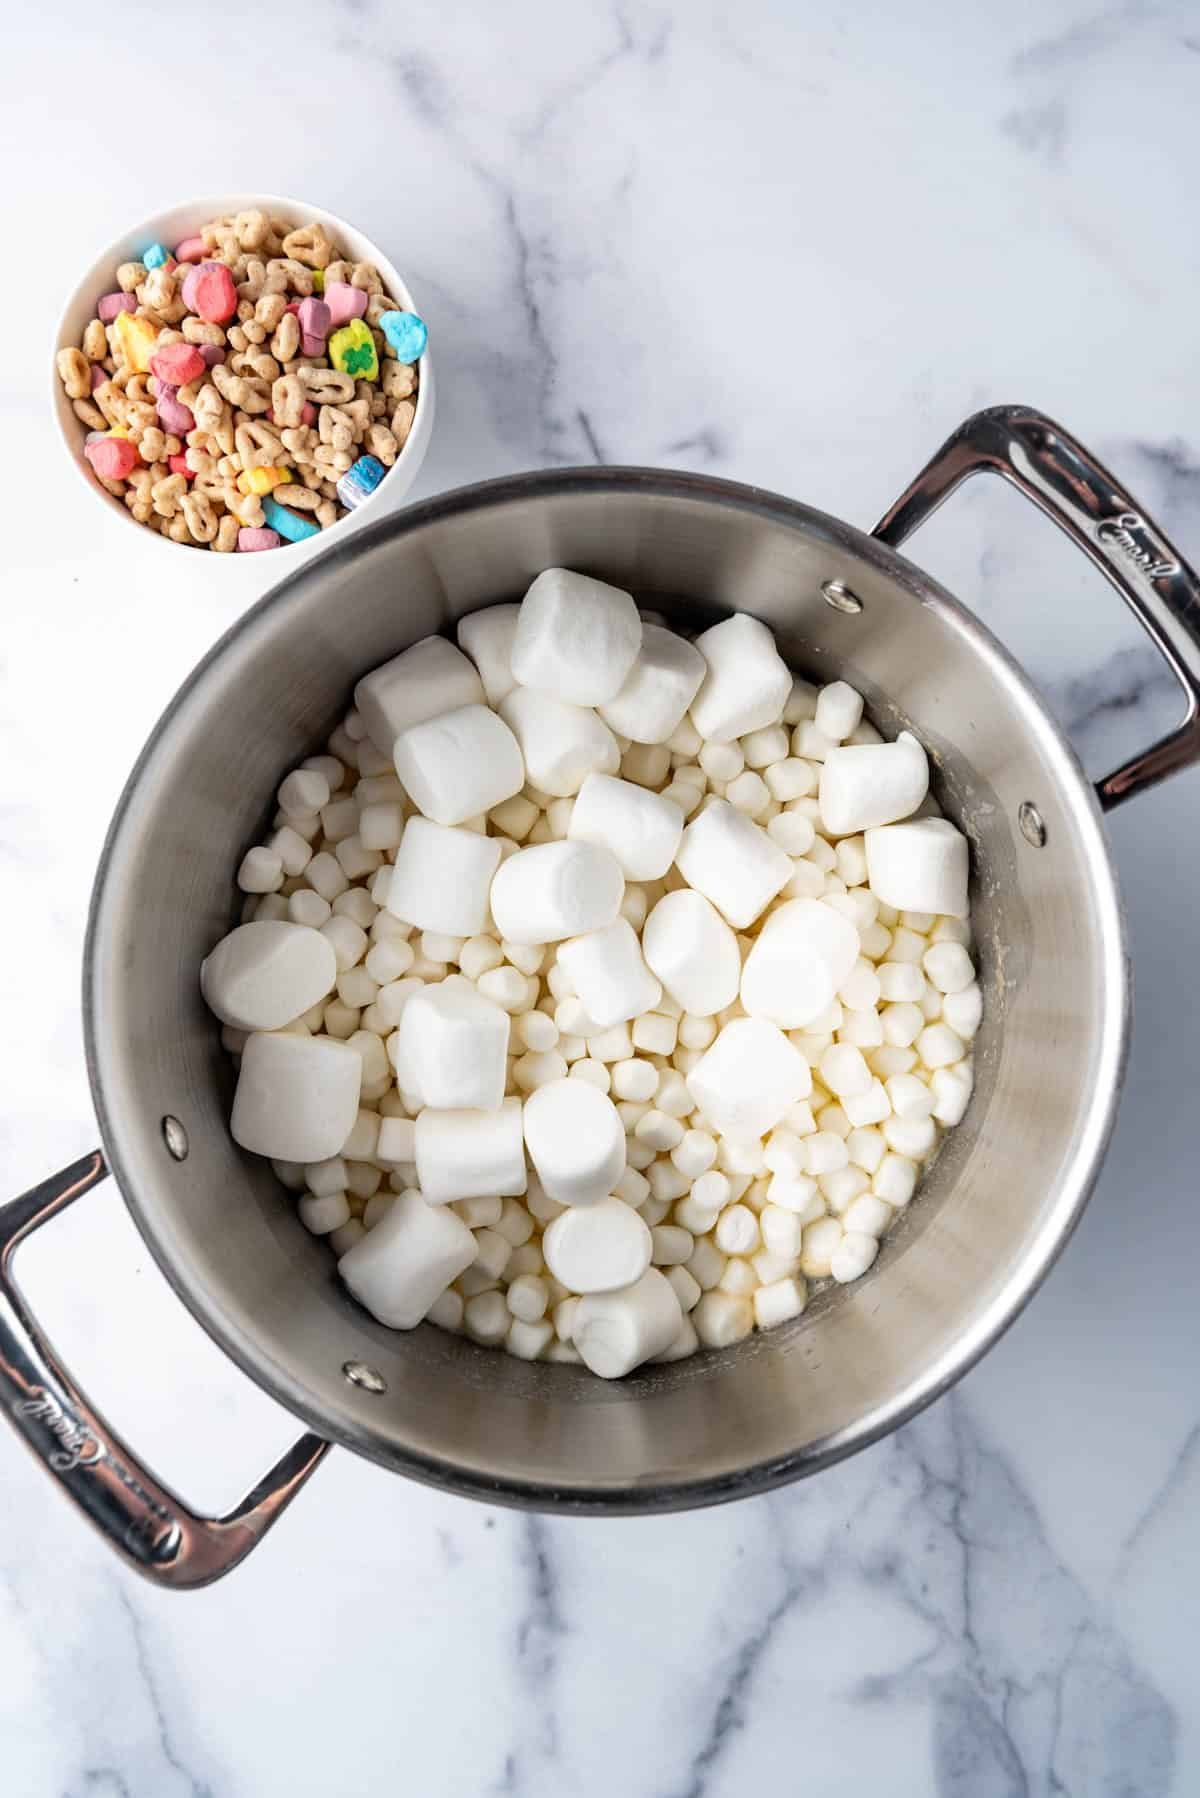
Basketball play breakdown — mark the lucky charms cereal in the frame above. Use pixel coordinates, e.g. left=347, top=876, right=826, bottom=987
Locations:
left=56, top=209, right=426, bottom=553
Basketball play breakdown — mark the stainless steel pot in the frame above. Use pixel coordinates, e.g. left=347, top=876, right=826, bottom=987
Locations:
left=5, top=407, right=1199, bottom=1587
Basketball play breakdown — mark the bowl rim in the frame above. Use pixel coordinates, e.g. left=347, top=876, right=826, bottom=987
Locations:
left=83, top=463, right=1131, bottom=1514
left=50, top=189, right=431, bottom=564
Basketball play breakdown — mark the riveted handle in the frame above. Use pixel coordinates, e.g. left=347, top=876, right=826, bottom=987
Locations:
left=0, top=1153, right=328, bottom=1588
left=874, top=405, right=1200, bottom=807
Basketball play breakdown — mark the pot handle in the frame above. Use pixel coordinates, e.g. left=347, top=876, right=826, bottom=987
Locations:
left=873, top=404, right=1200, bottom=808
left=0, top=1152, right=329, bottom=1588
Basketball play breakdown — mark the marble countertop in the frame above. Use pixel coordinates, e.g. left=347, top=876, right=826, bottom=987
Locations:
left=3, top=1, right=1199, bottom=1791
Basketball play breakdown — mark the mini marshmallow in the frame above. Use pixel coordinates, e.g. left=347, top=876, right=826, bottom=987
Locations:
left=499, top=688, right=619, bottom=798
left=414, top=1098, right=526, bottom=1201
left=865, top=818, right=970, bottom=917
left=692, top=1290, right=753, bottom=1348
left=814, top=681, right=865, bottom=743
left=687, top=1018, right=812, bottom=1137
left=555, top=919, right=662, bottom=1029
left=831, top=1231, right=879, bottom=1283
left=568, top=773, right=684, bottom=880
left=231, top=1032, right=362, bottom=1162
left=675, top=800, right=791, bottom=929
left=386, top=819, right=502, bottom=936
left=511, top=567, right=642, bottom=706
left=456, top=603, right=520, bottom=706
left=739, top=898, right=860, bottom=1029
left=598, top=622, right=706, bottom=744
left=523, top=1077, right=625, bottom=1207
left=338, top=1188, right=476, bottom=1328
left=489, top=841, right=624, bottom=945
left=571, top=1268, right=682, bottom=1377
left=393, top=704, right=525, bottom=827
left=641, top=890, right=741, bottom=1016
left=354, top=636, right=485, bottom=754
left=818, top=732, right=929, bottom=836
left=689, top=613, right=792, bottom=742
left=543, top=1197, right=652, bottom=1292
left=201, top=921, right=337, bottom=1031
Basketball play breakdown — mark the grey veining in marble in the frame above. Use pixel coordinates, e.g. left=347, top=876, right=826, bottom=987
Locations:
left=2, top=0, right=1198, bottom=1793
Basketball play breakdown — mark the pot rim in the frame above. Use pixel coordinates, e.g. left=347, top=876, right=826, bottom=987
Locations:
left=83, top=464, right=1130, bottom=1511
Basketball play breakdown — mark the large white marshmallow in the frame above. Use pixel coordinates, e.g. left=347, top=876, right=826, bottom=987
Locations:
left=641, top=890, right=741, bottom=1016
left=231, top=1031, right=362, bottom=1162
left=571, top=1268, right=683, bottom=1377
left=542, top=1197, right=652, bottom=1293
left=489, top=841, right=624, bottom=945
left=523, top=1077, right=625, bottom=1206
left=338, top=1187, right=475, bottom=1328
left=568, top=772, right=684, bottom=881
left=818, top=731, right=929, bottom=836
left=687, top=1018, right=812, bottom=1137
left=689, top=614, right=792, bottom=742
left=414, top=1098, right=527, bottom=1202
left=391, top=975, right=510, bottom=1110
left=456, top=603, right=520, bottom=706
left=511, top=568, right=642, bottom=706
left=674, top=799, right=791, bottom=928
left=865, top=818, right=970, bottom=917
left=200, top=920, right=336, bottom=1031
left=498, top=688, right=619, bottom=798
left=555, top=919, right=662, bottom=1029
left=386, top=818, right=502, bottom=936
left=740, top=898, right=860, bottom=1028
left=598, top=622, right=706, bottom=744
left=393, top=704, right=525, bottom=827
left=354, top=636, right=484, bottom=754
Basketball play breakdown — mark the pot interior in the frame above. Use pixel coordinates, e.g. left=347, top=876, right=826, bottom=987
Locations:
left=86, top=470, right=1127, bottom=1509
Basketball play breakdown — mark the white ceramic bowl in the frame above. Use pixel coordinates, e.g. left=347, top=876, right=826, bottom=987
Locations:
left=51, top=191, right=434, bottom=587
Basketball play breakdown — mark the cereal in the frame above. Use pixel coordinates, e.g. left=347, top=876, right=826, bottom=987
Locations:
left=58, top=209, right=424, bottom=551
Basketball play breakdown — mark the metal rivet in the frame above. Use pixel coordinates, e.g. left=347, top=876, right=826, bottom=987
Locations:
left=162, top=1116, right=189, bottom=1161
left=342, top=1361, right=386, bottom=1394
left=820, top=578, right=863, bottom=615
left=1018, top=802, right=1046, bottom=848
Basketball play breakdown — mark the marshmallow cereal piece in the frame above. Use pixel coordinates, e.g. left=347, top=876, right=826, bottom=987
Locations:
left=598, top=623, right=706, bottom=745
left=556, top=919, right=662, bottom=1029
left=523, top=1077, right=625, bottom=1207
left=391, top=975, right=510, bottom=1110
left=865, top=818, right=970, bottom=918
left=498, top=688, right=619, bottom=798
left=687, top=1018, right=812, bottom=1138
left=568, top=772, right=684, bottom=880
left=489, top=841, right=624, bottom=945
left=414, top=1098, right=527, bottom=1202
left=674, top=799, right=791, bottom=928
left=543, top=1197, right=653, bottom=1293
left=740, top=898, right=860, bottom=1029
left=571, top=1268, right=683, bottom=1377
left=386, top=818, right=502, bottom=936
left=512, top=568, right=642, bottom=706
left=818, top=732, right=929, bottom=836
left=641, top=890, right=741, bottom=1016
left=200, top=920, right=337, bottom=1031
left=354, top=637, right=485, bottom=755
left=232, top=1031, right=362, bottom=1162
left=456, top=604, right=520, bottom=707
left=690, top=614, right=792, bottom=742
left=338, top=1188, right=475, bottom=1329
left=393, top=704, right=524, bottom=826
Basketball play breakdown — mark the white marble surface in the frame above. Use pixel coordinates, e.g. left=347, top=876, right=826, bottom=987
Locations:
left=3, top=1, right=1199, bottom=1791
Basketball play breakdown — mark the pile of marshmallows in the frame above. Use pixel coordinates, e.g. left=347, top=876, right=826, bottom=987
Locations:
left=202, top=570, right=979, bottom=1378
